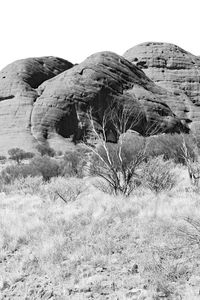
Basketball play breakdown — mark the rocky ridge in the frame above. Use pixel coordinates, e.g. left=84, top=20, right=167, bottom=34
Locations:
left=0, top=43, right=199, bottom=154
left=0, top=56, right=73, bottom=154
left=31, top=51, right=187, bottom=151
left=124, top=42, right=200, bottom=134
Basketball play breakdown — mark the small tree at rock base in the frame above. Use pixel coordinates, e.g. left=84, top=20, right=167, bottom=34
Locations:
left=8, top=148, right=34, bottom=164
left=30, top=155, right=61, bottom=181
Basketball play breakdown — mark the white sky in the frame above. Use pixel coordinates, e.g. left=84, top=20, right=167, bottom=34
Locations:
left=0, top=0, right=200, bottom=70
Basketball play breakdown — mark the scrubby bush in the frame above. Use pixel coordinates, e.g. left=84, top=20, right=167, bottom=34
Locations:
left=141, top=156, right=176, bottom=194
left=30, top=155, right=61, bottom=181
left=8, top=148, right=35, bottom=164
left=4, top=176, right=44, bottom=195
left=36, top=144, right=56, bottom=157
left=0, top=164, right=40, bottom=185
left=140, top=231, right=192, bottom=298
left=186, top=161, right=200, bottom=188
left=90, top=135, right=146, bottom=196
left=0, top=155, right=6, bottom=162
left=61, top=147, right=88, bottom=177
left=45, top=177, right=87, bottom=202
left=84, top=104, right=149, bottom=196
left=0, top=155, right=62, bottom=185
left=0, top=147, right=89, bottom=189
left=146, top=133, right=197, bottom=164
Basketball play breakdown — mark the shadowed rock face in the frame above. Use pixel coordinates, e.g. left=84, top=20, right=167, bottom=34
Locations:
left=0, top=50, right=189, bottom=154
left=31, top=51, right=187, bottom=151
left=124, top=42, right=200, bottom=133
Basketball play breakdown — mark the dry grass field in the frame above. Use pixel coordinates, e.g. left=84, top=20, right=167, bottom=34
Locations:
left=1, top=163, right=200, bottom=299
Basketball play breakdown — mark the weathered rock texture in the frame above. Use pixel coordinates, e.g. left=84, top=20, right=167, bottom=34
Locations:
left=0, top=49, right=192, bottom=154
left=124, top=42, right=200, bottom=134
left=0, top=57, right=73, bottom=154
left=30, top=52, right=187, bottom=151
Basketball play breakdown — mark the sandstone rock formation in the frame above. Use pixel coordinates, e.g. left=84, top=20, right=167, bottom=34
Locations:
left=124, top=42, right=200, bottom=134
left=0, top=57, right=73, bottom=154
left=0, top=49, right=191, bottom=154
left=30, top=51, right=187, bottom=151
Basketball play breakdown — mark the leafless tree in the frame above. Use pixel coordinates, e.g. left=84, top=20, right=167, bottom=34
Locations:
left=84, top=104, right=148, bottom=196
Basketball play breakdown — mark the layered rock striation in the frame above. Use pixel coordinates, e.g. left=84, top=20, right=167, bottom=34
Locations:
left=30, top=51, right=187, bottom=151
left=124, top=42, right=200, bottom=133
left=0, top=47, right=194, bottom=154
left=0, top=57, right=73, bottom=153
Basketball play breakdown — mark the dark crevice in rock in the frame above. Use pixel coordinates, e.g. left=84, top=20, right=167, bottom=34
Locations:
left=55, top=104, right=79, bottom=139
left=136, top=61, right=148, bottom=69
left=184, top=118, right=192, bottom=123
left=25, top=72, right=64, bottom=89
left=29, top=94, right=40, bottom=139
left=0, top=95, right=15, bottom=101
left=166, top=66, right=189, bottom=70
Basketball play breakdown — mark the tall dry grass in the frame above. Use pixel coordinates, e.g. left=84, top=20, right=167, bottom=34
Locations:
left=0, top=165, right=200, bottom=298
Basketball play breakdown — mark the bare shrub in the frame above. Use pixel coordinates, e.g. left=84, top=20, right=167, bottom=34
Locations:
left=85, top=106, right=147, bottom=196
left=0, top=164, right=40, bottom=185
left=178, top=217, right=200, bottom=245
left=141, top=156, right=176, bottom=194
left=141, top=241, right=192, bottom=298
left=5, top=176, right=44, bottom=195
left=140, top=156, right=176, bottom=217
left=90, top=138, right=146, bottom=195
left=45, top=177, right=87, bottom=203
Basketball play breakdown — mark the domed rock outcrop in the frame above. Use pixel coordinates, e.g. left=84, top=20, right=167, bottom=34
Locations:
left=0, top=57, right=73, bottom=154
left=124, top=42, right=200, bottom=134
left=0, top=50, right=189, bottom=154
left=30, top=51, right=187, bottom=151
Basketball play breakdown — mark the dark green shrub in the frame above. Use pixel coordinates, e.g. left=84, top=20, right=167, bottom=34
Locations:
left=0, top=155, right=7, bottom=162
left=36, top=144, right=56, bottom=157
left=61, top=147, right=88, bottom=177
left=0, top=164, right=40, bottom=184
left=146, top=133, right=197, bottom=164
left=1, top=156, right=62, bottom=184
left=8, top=148, right=35, bottom=164
left=30, top=156, right=61, bottom=181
